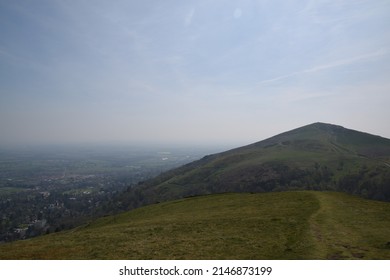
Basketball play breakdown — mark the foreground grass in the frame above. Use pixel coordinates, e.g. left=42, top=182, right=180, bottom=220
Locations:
left=310, top=192, right=390, bottom=259
left=0, top=191, right=389, bottom=259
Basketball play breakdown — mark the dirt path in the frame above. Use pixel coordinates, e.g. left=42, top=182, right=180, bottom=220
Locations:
left=308, top=192, right=369, bottom=259
left=307, top=192, right=329, bottom=259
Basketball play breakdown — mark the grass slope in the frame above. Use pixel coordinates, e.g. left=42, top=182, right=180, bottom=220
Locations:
left=122, top=123, right=390, bottom=206
left=0, top=191, right=389, bottom=259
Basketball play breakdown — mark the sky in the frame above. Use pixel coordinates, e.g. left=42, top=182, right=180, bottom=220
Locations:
left=0, top=0, right=389, bottom=147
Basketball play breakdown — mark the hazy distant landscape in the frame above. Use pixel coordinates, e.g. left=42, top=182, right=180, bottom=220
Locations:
left=0, top=144, right=215, bottom=242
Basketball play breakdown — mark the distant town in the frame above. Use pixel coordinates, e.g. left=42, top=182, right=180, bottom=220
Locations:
left=0, top=144, right=211, bottom=242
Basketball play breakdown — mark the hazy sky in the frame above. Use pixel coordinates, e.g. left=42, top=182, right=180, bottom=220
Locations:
left=1, top=0, right=389, bottom=147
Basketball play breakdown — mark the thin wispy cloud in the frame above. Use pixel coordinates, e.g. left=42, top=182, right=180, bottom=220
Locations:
left=257, top=49, right=388, bottom=85
left=185, top=8, right=195, bottom=26
left=302, top=49, right=388, bottom=74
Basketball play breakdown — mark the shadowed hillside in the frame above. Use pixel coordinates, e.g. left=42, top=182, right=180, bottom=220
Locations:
left=117, top=123, right=390, bottom=210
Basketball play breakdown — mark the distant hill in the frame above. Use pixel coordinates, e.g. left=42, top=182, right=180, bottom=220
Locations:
left=1, top=191, right=389, bottom=259
left=117, top=122, right=390, bottom=209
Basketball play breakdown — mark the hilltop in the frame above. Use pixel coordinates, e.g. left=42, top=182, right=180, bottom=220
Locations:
left=1, top=191, right=389, bottom=259
left=117, top=122, right=390, bottom=209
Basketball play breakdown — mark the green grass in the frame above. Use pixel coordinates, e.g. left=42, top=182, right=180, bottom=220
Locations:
left=310, top=192, right=390, bottom=259
left=0, top=191, right=389, bottom=260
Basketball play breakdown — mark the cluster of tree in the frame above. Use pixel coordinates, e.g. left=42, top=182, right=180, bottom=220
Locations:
left=0, top=188, right=116, bottom=242
left=338, top=165, right=390, bottom=201
left=116, top=161, right=390, bottom=212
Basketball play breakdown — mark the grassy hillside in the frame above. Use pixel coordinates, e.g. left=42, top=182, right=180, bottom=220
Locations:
left=117, top=123, right=390, bottom=209
left=1, top=191, right=389, bottom=259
